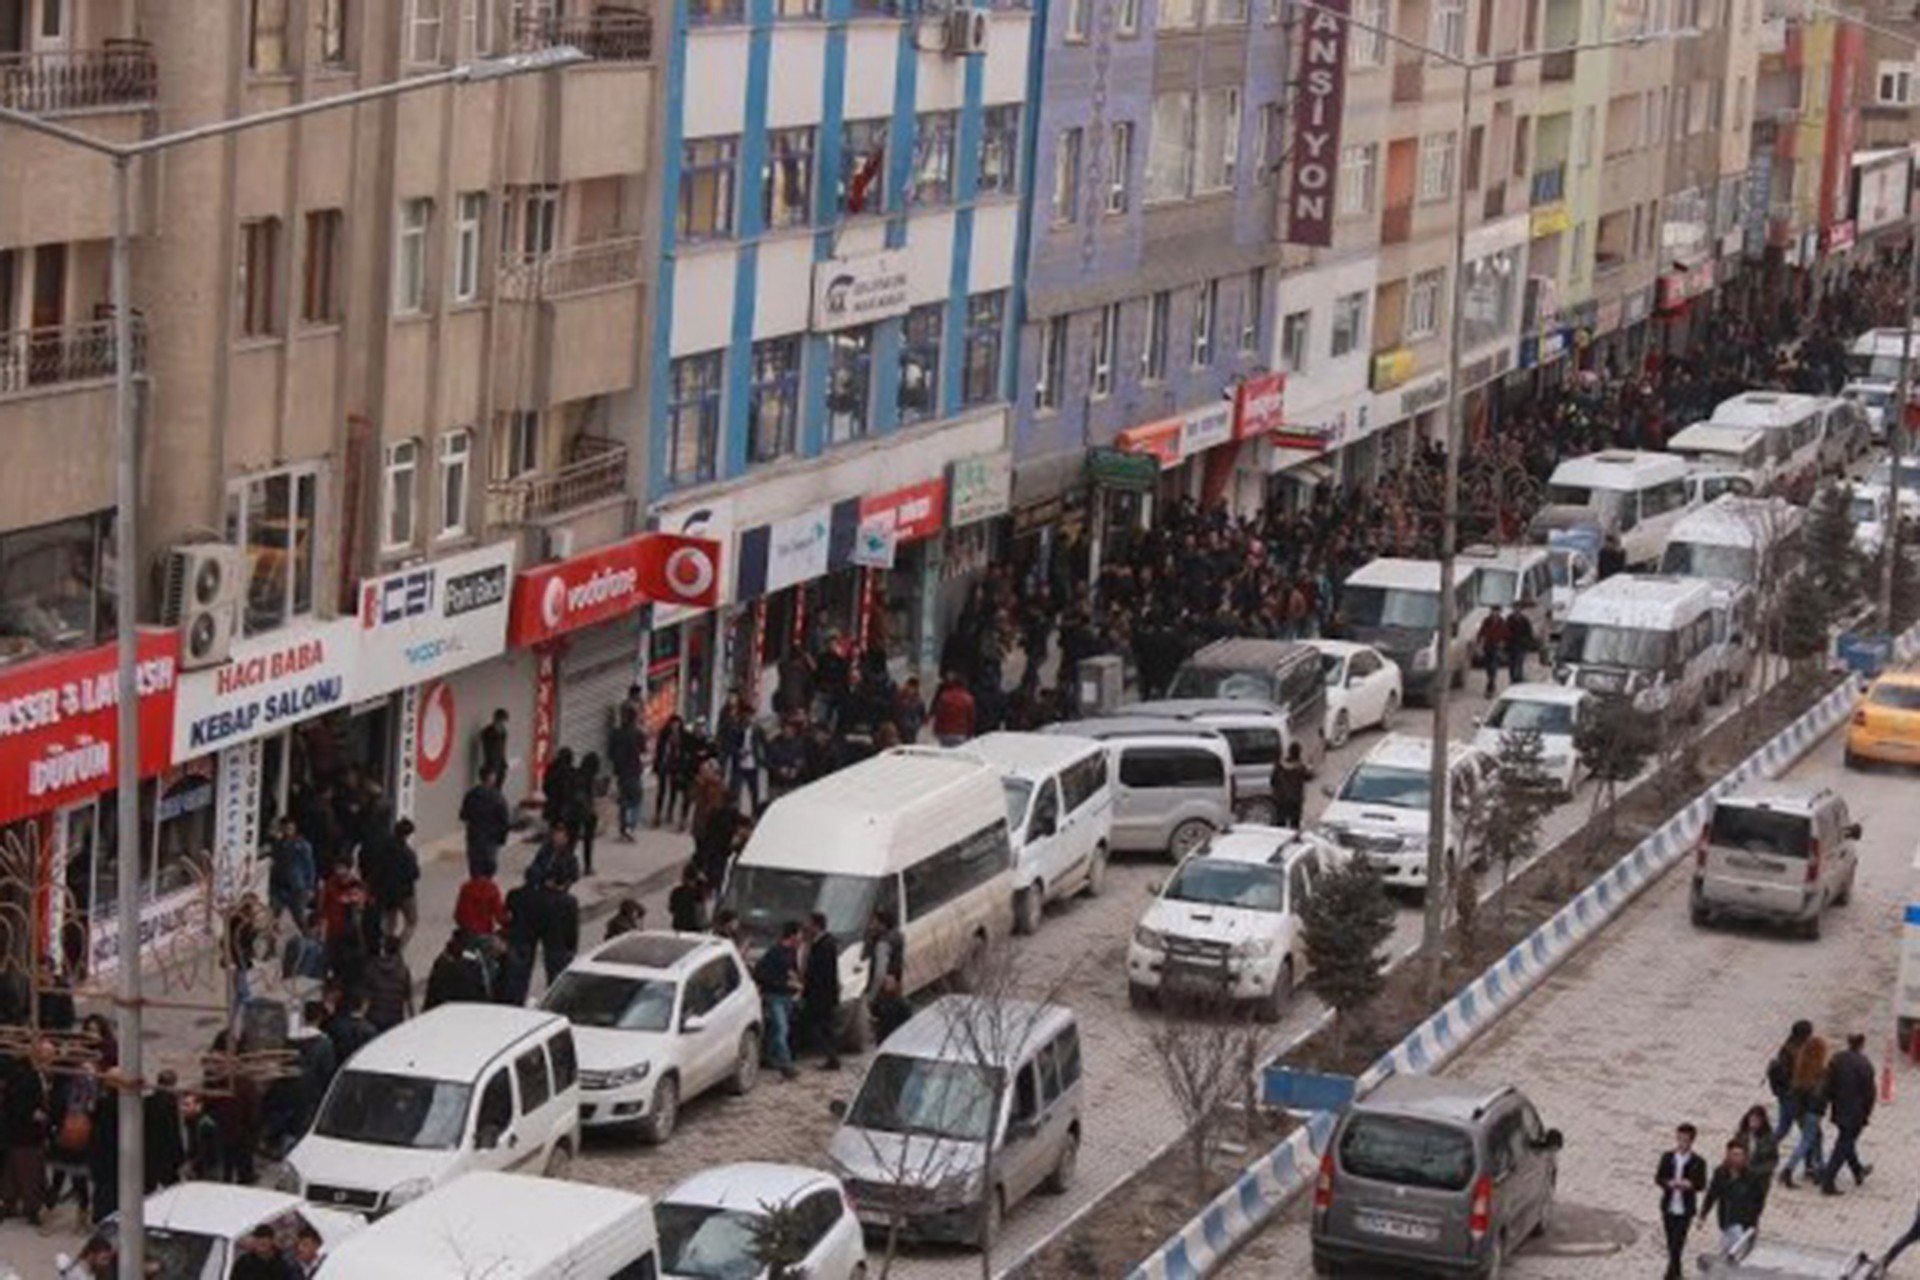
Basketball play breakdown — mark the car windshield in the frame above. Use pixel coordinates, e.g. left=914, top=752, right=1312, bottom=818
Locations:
left=1476, top=568, right=1519, bottom=607
left=1339, top=1115, right=1477, bottom=1192
left=1341, top=586, right=1440, bottom=631
left=657, top=1202, right=767, bottom=1280
left=1167, top=666, right=1277, bottom=701
left=1848, top=386, right=1892, bottom=408
left=1659, top=540, right=1757, bottom=584
left=846, top=1054, right=1000, bottom=1143
left=1559, top=623, right=1672, bottom=670
left=1547, top=552, right=1578, bottom=587
left=541, top=971, right=676, bottom=1032
left=1164, top=857, right=1286, bottom=912
left=104, top=1225, right=225, bottom=1280
left=1337, top=764, right=1430, bottom=810
left=1868, top=462, right=1920, bottom=490
left=1871, top=682, right=1920, bottom=710
left=1486, top=699, right=1575, bottom=736
left=1852, top=497, right=1882, bottom=524
left=1709, top=806, right=1812, bottom=858
left=1000, top=777, right=1034, bottom=831
left=721, top=866, right=886, bottom=949
left=1546, top=483, right=1592, bottom=507
left=313, top=1070, right=472, bottom=1150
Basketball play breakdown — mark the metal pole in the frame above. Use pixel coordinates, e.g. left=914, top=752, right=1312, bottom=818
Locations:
left=1880, top=228, right=1917, bottom=633
left=110, top=152, right=147, bottom=1280
left=1421, top=61, right=1475, bottom=992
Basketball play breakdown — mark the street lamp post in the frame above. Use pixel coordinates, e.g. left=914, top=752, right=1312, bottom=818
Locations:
left=1286, top=0, right=1692, bottom=991
left=0, top=44, right=583, bottom=1278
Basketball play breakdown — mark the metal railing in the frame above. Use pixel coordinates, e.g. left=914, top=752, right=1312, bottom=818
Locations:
left=1540, top=47, right=1576, bottom=81
left=0, top=317, right=146, bottom=396
left=486, top=436, right=628, bottom=525
left=1381, top=200, right=1414, bottom=245
left=1391, top=59, right=1424, bottom=103
left=1530, top=164, right=1566, bottom=205
left=497, top=235, right=645, bottom=301
left=515, top=7, right=653, bottom=60
left=0, top=42, right=157, bottom=114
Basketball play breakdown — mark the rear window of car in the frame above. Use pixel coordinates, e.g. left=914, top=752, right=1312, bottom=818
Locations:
left=1709, top=805, right=1812, bottom=858
left=1219, top=727, right=1282, bottom=767
left=1338, top=1114, right=1477, bottom=1192
left=1870, top=682, right=1920, bottom=710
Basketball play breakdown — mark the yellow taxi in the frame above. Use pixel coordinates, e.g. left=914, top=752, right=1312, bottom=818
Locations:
left=1846, top=671, right=1920, bottom=768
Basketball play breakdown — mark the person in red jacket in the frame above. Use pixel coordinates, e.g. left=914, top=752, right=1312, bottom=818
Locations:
left=454, top=867, right=507, bottom=939
left=929, top=673, right=977, bottom=747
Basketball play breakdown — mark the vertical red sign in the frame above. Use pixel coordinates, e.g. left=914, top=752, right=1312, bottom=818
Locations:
left=1286, top=0, right=1350, bottom=247
left=530, top=647, right=557, bottom=800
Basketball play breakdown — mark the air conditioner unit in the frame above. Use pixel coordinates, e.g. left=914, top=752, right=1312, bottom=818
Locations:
left=947, top=8, right=988, bottom=54
left=545, top=526, right=576, bottom=562
left=161, top=542, right=246, bottom=670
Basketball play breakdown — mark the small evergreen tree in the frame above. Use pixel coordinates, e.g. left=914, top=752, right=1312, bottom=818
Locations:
left=1302, top=858, right=1397, bottom=1056
left=1482, top=727, right=1556, bottom=928
left=1805, top=482, right=1862, bottom=608
left=1776, top=571, right=1830, bottom=677
left=747, top=1199, right=815, bottom=1280
left=1574, top=695, right=1656, bottom=842
left=1891, top=538, right=1920, bottom=632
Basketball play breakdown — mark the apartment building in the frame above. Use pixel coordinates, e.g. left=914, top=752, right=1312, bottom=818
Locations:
left=0, top=0, right=658, bottom=972
left=1750, top=5, right=1865, bottom=296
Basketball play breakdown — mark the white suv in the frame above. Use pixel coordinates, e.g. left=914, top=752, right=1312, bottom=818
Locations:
left=1317, top=735, right=1496, bottom=894
left=1127, top=825, right=1349, bottom=1022
left=540, top=931, right=761, bottom=1144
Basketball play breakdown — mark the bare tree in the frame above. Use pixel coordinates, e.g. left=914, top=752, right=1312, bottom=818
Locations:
left=1142, top=990, right=1268, bottom=1198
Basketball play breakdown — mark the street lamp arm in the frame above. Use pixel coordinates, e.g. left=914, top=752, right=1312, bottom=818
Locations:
left=1804, top=0, right=1920, bottom=50
left=0, top=101, right=126, bottom=156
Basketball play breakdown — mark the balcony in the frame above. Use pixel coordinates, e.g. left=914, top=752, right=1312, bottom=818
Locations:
left=0, top=43, right=156, bottom=114
left=1382, top=200, right=1414, bottom=245
left=514, top=6, right=653, bottom=62
left=498, top=235, right=645, bottom=301
left=487, top=436, right=628, bottom=526
left=1530, top=164, right=1566, bottom=206
left=0, top=317, right=145, bottom=396
left=1392, top=59, right=1424, bottom=104
left=1540, top=48, right=1576, bottom=82
left=493, top=238, right=645, bottom=408
left=0, top=318, right=144, bottom=530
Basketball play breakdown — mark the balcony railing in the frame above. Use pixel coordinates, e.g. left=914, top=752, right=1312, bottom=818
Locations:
left=515, top=6, right=653, bottom=62
left=497, top=235, right=645, bottom=301
left=1392, top=59, right=1424, bottom=103
left=1381, top=200, right=1414, bottom=245
left=0, top=42, right=157, bottom=114
left=1530, top=164, right=1566, bottom=205
left=0, top=317, right=146, bottom=396
left=1540, top=48, right=1576, bottom=81
left=487, top=436, right=628, bottom=525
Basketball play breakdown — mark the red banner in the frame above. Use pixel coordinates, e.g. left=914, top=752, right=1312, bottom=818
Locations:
left=0, top=631, right=180, bottom=826
left=1285, top=0, right=1350, bottom=247
left=530, top=647, right=557, bottom=797
left=1117, top=419, right=1183, bottom=469
left=509, top=533, right=722, bottom=648
left=1234, top=372, right=1287, bottom=441
left=860, top=477, right=947, bottom=543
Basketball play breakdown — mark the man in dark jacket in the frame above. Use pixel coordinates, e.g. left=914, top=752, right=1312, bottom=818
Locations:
left=362, top=936, right=414, bottom=1031
left=144, top=1070, right=186, bottom=1193
left=425, top=932, right=491, bottom=1009
left=1699, top=1139, right=1766, bottom=1250
left=1505, top=606, right=1538, bottom=684
left=609, top=707, right=646, bottom=841
left=765, top=718, right=810, bottom=800
left=1656, top=1123, right=1708, bottom=1280
left=324, top=993, right=379, bottom=1065
left=364, top=818, right=422, bottom=947
left=753, top=922, right=803, bottom=1080
left=1819, top=1033, right=1877, bottom=1194
left=799, top=912, right=842, bottom=1071
left=459, top=768, right=513, bottom=879
left=0, top=1040, right=51, bottom=1225
left=1269, top=743, right=1313, bottom=830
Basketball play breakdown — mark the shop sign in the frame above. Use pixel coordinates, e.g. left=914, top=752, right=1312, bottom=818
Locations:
left=357, top=541, right=515, bottom=700
left=1086, top=446, right=1161, bottom=491
left=947, top=454, right=1013, bottom=527
left=1370, top=348, right=1415, bottom=392
left=88, top=884, right=204, bottom=978
left=851, top=516, right=899, bottom=570
left=1623, top=286, right=1652, bottom=327
left=508, top=532, right=723, bottom=647
left=1460, top=348, right=1513, bottom=390
left=172, top=616, right=360, bottom=759
left=1401, top=374, right=1449, bottom=417
left=1283, top=0, right=1349, bottom=247
left=650, top=498, right=736, bottom=629
left=1529, top=205, right=1572, bottom=238
left=0, top=631, right=180, bottom=826
left=760, top=507, right=835, bottom=594
left=1657, top=260, right=1716, bottom=311
left=415, top=679, right=457, bottom=785
left=1823, top=220, right=1857, bottom=252
left=1856, top=156, right=1908, bottom=234
left=860, top=476, right=946, bottom=543
left=1115, top=419, right=1182, bottom=469
left=1233, top=373, right=1286, bottom=441
left=531, top=647, right=557, bottom=796
left=811, top=250, right=910, bottom=333
left=1179, top=402, right=1235, bottom=457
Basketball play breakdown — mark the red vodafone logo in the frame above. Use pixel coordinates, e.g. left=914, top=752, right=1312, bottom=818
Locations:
left=416, top=680, right=456, bottom=784
left=663, top=543, right=717, bottom=603
left=509, top=533, right=723, bottom=647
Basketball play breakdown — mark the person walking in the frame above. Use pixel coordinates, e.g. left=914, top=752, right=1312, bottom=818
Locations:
left=572, top=753, right=605, bottom=878
left=1781, top=1032, right=1831, bottom=1188
left=719, top=697, right=769, bottom=817
left=653, top=714, right=690, bottom=829
left=753, top=921, right=804, bottom=1080
left=1700, top=1139, right=1766, bottom=1253
left=459, top=767, right=513, bottom=880
left=541, top=747, right=577, bottom=831
left=766, top=717, right=809, bottom=802
left=1818, top=1032, right=1876, bottom=1195
left=363, top=935, right=415, bottom=1032
left=1505, top=605, right=1537, bottom=685
left=930, top=672, right=977, bottom=746
left=266, top=815, right=317, bottom=930
left=1269, top=742, right=1313, bottom=831
left=1768, top=1019, right=1814, bottom=1141
left=477, top=708, right=510, bottom=782
left=1657, top=1123, right=1708, bottom=1280
left=864, top=908, right=910, bottom=1043
left=609, top=706, right=646, bottom=841
left=800, top=912, right=841, bottom=1071
left=1882, top=1194, right=1920, bottom=1270
left=1734, top=1104, right=1779, bottom=1217
left=365, top=818, right=422, bottom=948
left=425, top=931, right=492, bottom=1009
left=1476, top=604, right=1510, bottom=698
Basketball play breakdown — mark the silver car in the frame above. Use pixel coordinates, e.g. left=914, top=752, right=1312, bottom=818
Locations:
left=1691, top=785, right=1861, bottom=938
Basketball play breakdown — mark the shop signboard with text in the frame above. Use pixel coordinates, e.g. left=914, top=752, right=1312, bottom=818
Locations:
left=811, top=251, right=911, bottom=333
left=650, top=498, right=737, bottom=629
left=860, top=477, right=946, bottom=543
left=1283, top=0, right=1349, bottom=246
left=1233, top=373, right=1287, bottom=441
left=357, top=541, right=516, bottom=700
left=947, top=454, right=1013, bottom=526
left=508, top=532, right=723, bottom=647
left=171, top=617, right=360, bottom=758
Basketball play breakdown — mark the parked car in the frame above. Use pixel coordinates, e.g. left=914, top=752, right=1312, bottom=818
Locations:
left=92, top=1185, right=365, bottom=1280
left=1041, top=718, right=1235, bottom=859
left=1544, top=525, right=1603, bottom=642
left=1303, top=639, right=1403, bottom=748
left=1127, top=698, right=1293, bottom=823
left=658, top=1163, right=867, bottom=1280
left=1472, top=682, right=1590, bottom=796
left=1459, top=543, right=1554, bottom=646
left=963, top=731, right=1115, bottom=934
left=1691, top=784, right=1861, bottom=938
left=1166, top=638, right=1329, bottom=764
left=1849, top=483, right=1891, bottom=559
left=1311, top=1076, right=1562, bottom=1278
left=1846, top=671, right=1920, bottom=769
left=1337, top=558, right=1488, bottom=705
left=1316, top=735, right=1496, bottom=895
left=541, top=931, right=760, bottom=1145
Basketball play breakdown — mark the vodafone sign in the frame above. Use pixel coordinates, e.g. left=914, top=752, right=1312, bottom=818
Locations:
left=509, top=533, right=722, bottom=647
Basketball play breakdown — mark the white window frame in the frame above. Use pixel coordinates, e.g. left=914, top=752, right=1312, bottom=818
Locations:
left=437, top=429, right=472, bottom=540
left=1066, top=0, right=1092, bottom=40
left=395, top=197, right=432, bottom=315
left=1144, top=289, right=1170, bottom=380
left=1406, top=268, right=1444, bottom=340
left=1279, top=309, right=1309, bottom=373
left=1197, top=87, right=1241, bottom=192
left=1035, top=316, right=1067, bottom=412
left=408, top=0, right=444, bottom=64
left=1191, top=280, right=1216, bottom=367
left=1091, top=303, right=1120, bottom=399
left=1330, top=291, right=1366, bottom=358
left=383, top=438, right=420, bottom=551
left=504, top=410, right=541, bottom=478
left=1241, top=268, right=1263, bottom=353
left=1053, top=127, right=1083, bottom=224
left=465, top=0, right=495, bottom=57
left=1349, top=0, right=1388, bottom=64
left=1119, top=0, right=1140, bottom=34
left=453, top=191, right=485, bottom=304
left=1418, top=132, right=1456, bottom=204
left=1107, top=121, right=1134, bottom=214
left=1432, top=0, right=1464, bottom=56
left=1339, top=143, right=1377, bottom=216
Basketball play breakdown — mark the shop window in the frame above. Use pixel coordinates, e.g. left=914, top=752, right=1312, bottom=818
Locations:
left=0, top=511, right=113, bottom=666
left=226, top=465, right=321, bottom=637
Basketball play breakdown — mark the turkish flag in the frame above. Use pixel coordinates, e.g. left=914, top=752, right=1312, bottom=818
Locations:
left=636, top=533, right=723, bottom=610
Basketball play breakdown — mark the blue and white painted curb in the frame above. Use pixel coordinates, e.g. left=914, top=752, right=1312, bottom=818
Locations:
left=1127, top=628, right=1920, bottom=1280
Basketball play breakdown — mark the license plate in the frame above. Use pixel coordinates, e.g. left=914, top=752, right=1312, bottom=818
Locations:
left=1727, top=854, right=1784, bottom=873
left=1354, top=1212, right=1438, bottom=1242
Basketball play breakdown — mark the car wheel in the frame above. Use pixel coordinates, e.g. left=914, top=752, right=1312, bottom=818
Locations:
left=1257, top=959, right=1293, bottom=1025
left=1383, top=689, right=1401, bottom=723
left=1043, top=1128, right=1079, bottom=1194
left=726, top=1028, right=761, bottom=1095
left=1168, top=819, right=1212, bottom=861
left=1082, top=845, right=1109, bottom=898
left=1013, top=885, right=1043, bottom=936
left=543, top=1141, right=573, bottom=1180
left=1329, top=710, right=1351, bottom=749
left=640, top=1076, right=679, bottom=1145
left=1804, top=907, right=1824, bottom=941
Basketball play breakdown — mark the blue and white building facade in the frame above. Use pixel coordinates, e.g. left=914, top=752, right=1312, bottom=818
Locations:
left=644, top=0, right=1034, bottom=718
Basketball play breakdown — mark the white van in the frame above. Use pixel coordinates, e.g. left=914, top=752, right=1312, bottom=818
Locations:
left=1660, top=495, right=1804, bottom=700
left=1708, top=391, right=1826, bottom=501
left=1666, top=422, right=1776, bottom=495
left=1847, top=326, right=1916, bottom=383
left=1545, top=450, right=1696, bottom=568
left=286, top=1005, right=581, bottom=1218
left=1459, top=544, right=1553, bottom=645
left=962, top=732, right=1115, bottom=935
left=1336, top=557, right=1487, bottom=705
left=317, top=1172, right=658, bottom=1279
left=1554, top=573, right=1720, bottom=721
left=720, top=748, right=1013, bottom=1048
left=1841, top=379, right=1896, bottom=443
left=1040, top=718, right=1235, bottom=859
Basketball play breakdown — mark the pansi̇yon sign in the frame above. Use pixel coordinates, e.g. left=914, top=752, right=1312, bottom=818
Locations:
left=1285, top=0, right=1350, bottom=247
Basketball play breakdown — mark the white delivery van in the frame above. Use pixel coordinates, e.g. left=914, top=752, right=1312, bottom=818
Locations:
left=719, top=747, right=1014, bottom=1049
left=1040, top=718, right=1236, bottom=859
left=1554, top=573, right=1720, bottom=722
left=1666, top=422, right=1776, bottom=496
left=1841, top=379, right=1896, bottom=443
left=962, top=731, right=1116, bottom=935
left=1545, top=450, right=1696, bottom=568
left=316, top=1172, right=658, bottom=1279
left=1816, top=396, right=1872, bottom=474
left=1459, top=544, right=1553, bottom=648
left=1658, top=495, right=1803, bottom=701
left=1708, top=391, right=1826, bottom=502
left=1847, top=326, right=1916, bottom=383
left=1336, top=557, right=1486, bottom=705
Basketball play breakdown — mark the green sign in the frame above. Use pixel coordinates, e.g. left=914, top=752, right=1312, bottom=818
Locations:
left=1086, top=447, right=1160, bottom=492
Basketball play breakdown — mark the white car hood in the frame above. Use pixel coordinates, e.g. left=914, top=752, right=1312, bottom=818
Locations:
left=829, top=1124, right=984, bottom=1189
left=573, top=1023, right=673, bottom=1073
left=288, top=1134, right=456, bottom=1197
left=1140, top=897, right=1279, bottom=947
left=1320, top=799, right=1429, bottom=837
left=1473, top=727, right=1576, bottom=761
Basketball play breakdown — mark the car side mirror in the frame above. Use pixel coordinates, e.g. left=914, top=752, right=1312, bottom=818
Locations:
left=682, top=1013, right=708, bottom=1035
left=1147, top=880, right=1163, bottom=896
left=1319, top=784, right=1334, bottom=798
left=1845, top=822, right=1863, bottom=840
left=1542, top=1129, right=1565, bottom=1151
left=1471, top=714, right=1484, bottom=727
left=828, top=1098, right=848, bottom=1119
left=476, top=1123, right=504, bottom=1150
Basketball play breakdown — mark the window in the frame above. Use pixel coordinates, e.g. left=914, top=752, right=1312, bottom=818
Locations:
left=1035, top=316, right=1066, bottom=411
left=1211, top=0, right=1248, bottom=21
left=678, top=137, right=738, bottom=240
left=383, top=439, right=419, bottom=550
left=1331, top=291, right=1366, bottom=357
left=827, top=327, right=874, bottom=442
left=1158, top=0, right=1198, bottom=26
left=901, top=824, right=1011, bottom=920
left=504, top=410, right=541, bottom=478
left=320, top=0, right=350, bottom=66
left=979, top=106, right=1021, bottom=196
left=237, top=218, right=281, bottom=339
left=452, top=192, right=486, bottom=303
left=1279, top=309, right=1309, bottom=373
left=1879, top=62, right=1914, bottom=105
left=476, top=1071, right=513, bottom=1141
left=1191, top=282, right=1218, bottom=367
left=0, top=516, right=109, bottom=665
left=776, top=0, right=819, bottom=15
left=1198, top=88, right=1241, bottom=190
left=1418, top=132, right=1456, bottom=203
left=1117, top=747, right=1226, bottom=789
left=547, top=1030, right=577, bottom=1093
left=1144, top=289, right=1170, bottom=380
left=763, top=127, right=815, bottom=231
left=1066, top=0, right=1092, bottom=39
left=250, top=0, right=289, bottom=72
left=668, top=352, right=723, bottom=486
left=1406, top=268, right=1444, bottom=339
left=1241, top=268, right=1263, bottom=353
left=505, top=184, right=558, bottom=260
left=1090, top=303, right=1119, bottom=399
left=227, top=466, right=320, bottom=635
left=1146, top=92, right=1195, bottom=202
left=514, top=1047, right=552, bottom=1114
left=1578, top=105, right=1596, bottom=167
left=1106, top=122, right=1134, bottom=213
left=1053, top=127, right=1083, bottom=223
left=1059, top=753, right=1109, bottom=813
left=911, top=111, right=957, bottom=206
left=438, top=430, right=471, bottom=539
left=1432, top=0, right=1464, bottom=55
left=1461, top=246, right=1519, bottom=348
left=749, top=336, right=802, bottom=463
left=840, top=119, right=889, bottom=215
left=302, top=210, right=343, bottom=325
left=1350, top=0, right=1387, bottom=63
left=1256, top=104, right=1280, bottom=184
left=899, top=304, right=943, bottom=422
left=1119, top=0, right=1140, bottom=33
left=963, top=292, right=1006, bottom=406
left=409, top=0, right=444, bottom=62
left=1339, top=143, right=1377, bottom=215
left=395, top=198, right=432, bottom=315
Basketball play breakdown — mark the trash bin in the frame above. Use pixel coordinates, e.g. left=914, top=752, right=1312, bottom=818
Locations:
left=1836, top=631, right=1894, bottom=680
left=1077, top=655, right=1125, bottom=716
